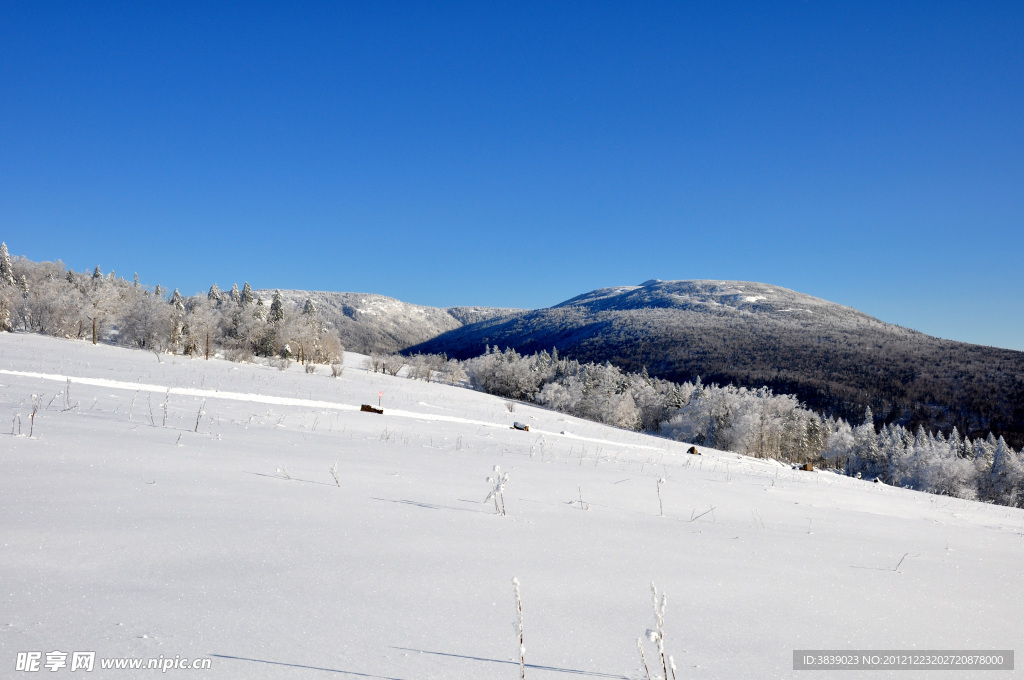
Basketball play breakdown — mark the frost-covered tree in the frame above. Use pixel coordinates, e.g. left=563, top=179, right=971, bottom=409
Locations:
left=407, top=353, right=446, bottom=382
left=823, top=419, right=855, bottom=469
left=983, top=436, right=1024, bottom=506
left=117, top=284, right=171, bottom=350
left=0, top=243, right=16, bottom=331
left=659, top=383, right=820, bottom=458
left=170, top=289, right=185, bottom=310
left=167, top=289, right=187, bottom=349
left=916, top=434, right=977, bottom=499
left=76, top=267, right=120, bottom=344
left=848, top=407, right=883, bottom=478
left=253, top=297, right=268, bottom=321
left=13, top=261, right=86, bottom=338
left=240, top=282, right=255, bottom=306
left=269, top=290, right=285, bottom=323
left=0, top=288, right=12, bottom=331
left=182, top=295, right=219, bottom=357
left=303, top=297, right=317, bottom=317
left=0, top=242, right=14, bottom=286
left=443, top=358, right=468, bottom=386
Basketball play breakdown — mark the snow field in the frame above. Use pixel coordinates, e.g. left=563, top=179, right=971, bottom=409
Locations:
left=1, top=334, right=1022, bottom=679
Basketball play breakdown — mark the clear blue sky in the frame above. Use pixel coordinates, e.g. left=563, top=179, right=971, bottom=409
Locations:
left=2, top=2, right=1022, bottom=350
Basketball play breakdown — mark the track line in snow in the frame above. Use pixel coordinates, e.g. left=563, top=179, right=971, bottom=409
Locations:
left=0, top=369, right=359, bottom=412
left=0, top=369, right=664, bottom=451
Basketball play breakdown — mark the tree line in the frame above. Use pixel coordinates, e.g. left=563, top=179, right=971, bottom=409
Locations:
left=423, top=345, right=1024, bottom=508
left=0, top=244, right=342, bottom=363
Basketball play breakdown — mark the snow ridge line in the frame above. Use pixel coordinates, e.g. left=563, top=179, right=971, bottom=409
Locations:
left=0, top=369, right=664, bottom=451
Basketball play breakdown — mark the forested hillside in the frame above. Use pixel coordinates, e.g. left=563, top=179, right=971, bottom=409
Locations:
left=409, top=280, right=1024, bottom=448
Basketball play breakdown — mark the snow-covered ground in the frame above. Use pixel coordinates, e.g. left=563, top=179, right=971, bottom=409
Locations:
left=1, top=334, right=1021, bottom=679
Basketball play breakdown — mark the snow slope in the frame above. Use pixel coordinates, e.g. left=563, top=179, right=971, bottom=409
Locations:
left=1, top=334, right=1021, bottom=679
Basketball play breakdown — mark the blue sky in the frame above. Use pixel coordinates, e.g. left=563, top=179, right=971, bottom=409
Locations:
left=2, top=2, right=1022, bottom=349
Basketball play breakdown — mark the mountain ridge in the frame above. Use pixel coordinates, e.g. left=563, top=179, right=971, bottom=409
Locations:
left=256, top=288, right=521, bottom=355
left=400, top=279, right=1024, bottom=447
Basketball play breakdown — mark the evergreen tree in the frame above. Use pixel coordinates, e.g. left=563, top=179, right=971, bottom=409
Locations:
left=269, top=291, right=285, bottom=323
left=253, top=297, right=268, bottom=321
left=0, top=242, right=14, bottom=286
left=208, top=283, right=222, bottom=302
left=303, top=297, right=317, bottom=316
left=985, top=437, right=1023, bottom=505
left=852, top=406, right=882, bottom=478
left=170, top=289, right=185, bottom=311
left=949, top=427, right=967, bottom=458
left=229, top=284, right=240, bottom=304
left=240, top=282, right=254, bottom=306
left=92, top=265, right=102, bottom=280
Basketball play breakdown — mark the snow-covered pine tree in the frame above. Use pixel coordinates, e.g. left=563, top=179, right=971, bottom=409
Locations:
left=949, top=427, right=967, bottom=458
left=0, top=243, right=14, bottom=286
left=851, top=407, right=882, bottom=479
left=0, top=243, right=13, bottom=331
left=208, top=283, right=222, bottom=302
left=984, top=436, right=1024, bottom=506
left=269, top=290, right=284, bottom=323
left=229, top=284, right=240, bottom=304
left=240, top=282, right=255, bottom=306
left=170, top=289, right=185, bottom=311
left=167, top=289, right=186, bottom=349
left=303, top=297, right=317, bottom=316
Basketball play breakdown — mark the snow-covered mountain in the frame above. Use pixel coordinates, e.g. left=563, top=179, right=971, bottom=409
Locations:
left=257, top=289, right=520, bottom=354
left=555, top=279, right=868, bottom=317
left=2, top=333, right=1021, bottom=679
left=409, top=279, right=1024, bottom=447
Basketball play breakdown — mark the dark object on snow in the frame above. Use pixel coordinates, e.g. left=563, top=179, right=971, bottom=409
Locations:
left=801, top=462, right=814, bottom=471
left=687, top=446, right=700, bottom=455
left=513, top=422, right=530, bottom=432
left=360, top=404, right=384, bottom=414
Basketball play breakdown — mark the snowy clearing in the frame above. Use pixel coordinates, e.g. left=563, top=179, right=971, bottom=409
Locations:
left=1, top=333, right=1022, bottom=679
